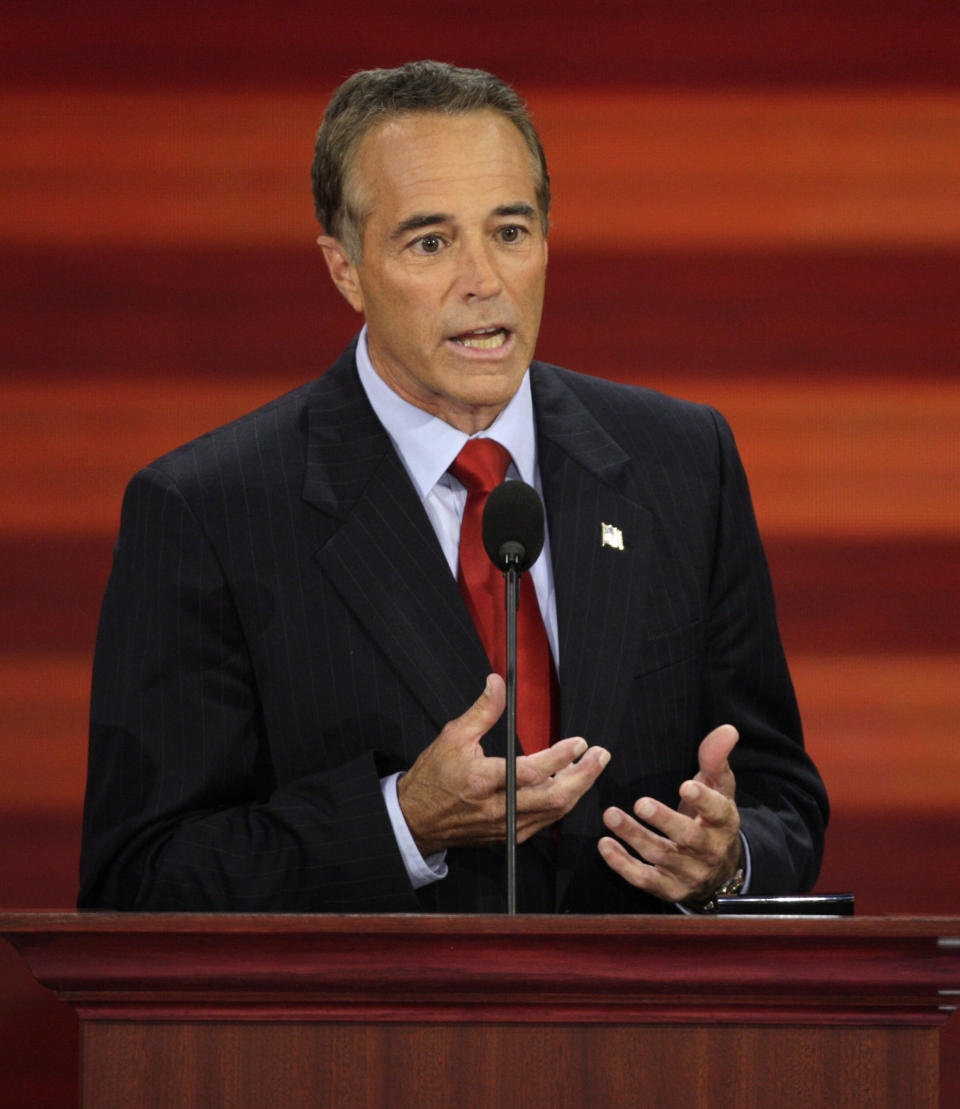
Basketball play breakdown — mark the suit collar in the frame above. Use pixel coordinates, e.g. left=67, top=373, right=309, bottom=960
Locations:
left=531, top=363, right=656, bottom=899
left=302, top=340, right=499, bottom=746
left=531, top=361, right=653, bottom=740
left=530, top=361, right=633, bottom=488
left=301, top=337, right=389, bottom=520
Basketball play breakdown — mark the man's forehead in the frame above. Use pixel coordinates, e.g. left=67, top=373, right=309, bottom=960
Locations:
left=360, top=107, right=521, bottom=150
left=351, top=110, right=537, bottom=200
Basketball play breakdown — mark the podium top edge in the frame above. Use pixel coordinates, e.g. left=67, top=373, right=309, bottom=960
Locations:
left=2, top=911, right=959, bottom=939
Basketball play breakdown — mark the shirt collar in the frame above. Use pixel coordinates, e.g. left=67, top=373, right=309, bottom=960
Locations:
left=354, top=325, right=538, bottom=499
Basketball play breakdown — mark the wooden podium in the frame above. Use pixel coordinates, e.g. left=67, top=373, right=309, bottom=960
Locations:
left=2, top=913, right=958, bottom=1109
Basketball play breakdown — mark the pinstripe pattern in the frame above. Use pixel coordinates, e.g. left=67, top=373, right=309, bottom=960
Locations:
left=79, top=337, right=827, bottom=912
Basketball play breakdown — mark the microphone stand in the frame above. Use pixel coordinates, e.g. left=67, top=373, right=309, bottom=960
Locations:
left=503, top=556, right=520, bottom=915
left=482, top=479, right=544, bottom=916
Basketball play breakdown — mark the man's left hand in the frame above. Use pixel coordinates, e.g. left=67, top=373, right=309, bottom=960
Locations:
left=597, top=724, right=742, bottom=905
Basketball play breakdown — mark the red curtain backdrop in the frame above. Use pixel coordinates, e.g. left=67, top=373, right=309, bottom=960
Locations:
left=2, top=4, right=959, bottom=1106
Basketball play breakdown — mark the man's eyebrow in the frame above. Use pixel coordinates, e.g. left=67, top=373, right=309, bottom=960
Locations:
left=390, top=213, right=450, bottom=241
left=390, top=203, right=538, bottom=241
left=493, top=203, right=537, bottom=220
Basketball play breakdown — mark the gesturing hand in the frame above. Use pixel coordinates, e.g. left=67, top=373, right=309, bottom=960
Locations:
left=597, top=724, right=743, bottom=904
left=398, top=674, right=610, bottom=857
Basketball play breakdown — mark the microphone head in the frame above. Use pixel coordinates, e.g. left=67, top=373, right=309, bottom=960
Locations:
left=482, top=480, right=545, bottom=573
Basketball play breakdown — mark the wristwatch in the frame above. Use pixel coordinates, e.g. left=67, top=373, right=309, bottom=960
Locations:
left=693, top=867, right=745, bottom=914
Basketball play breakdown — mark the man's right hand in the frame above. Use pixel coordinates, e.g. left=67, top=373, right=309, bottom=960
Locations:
left=397, top=673, right=610, bottom=857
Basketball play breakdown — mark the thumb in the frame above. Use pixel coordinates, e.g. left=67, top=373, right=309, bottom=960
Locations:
left=695, top=723, right=739, bottom=793
left=445, top=673, right=506, bottom=748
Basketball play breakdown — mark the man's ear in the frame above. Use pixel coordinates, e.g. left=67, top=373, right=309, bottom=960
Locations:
left=317, top=235, right=364, bottom=313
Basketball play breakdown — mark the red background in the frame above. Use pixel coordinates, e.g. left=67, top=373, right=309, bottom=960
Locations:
left=2, top=3, right=959, bottom=1105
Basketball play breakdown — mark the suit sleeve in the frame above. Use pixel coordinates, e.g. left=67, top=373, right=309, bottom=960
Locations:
left=702, top=408, right=829, bottom=894
left=79, top=465, right=421, bottom=911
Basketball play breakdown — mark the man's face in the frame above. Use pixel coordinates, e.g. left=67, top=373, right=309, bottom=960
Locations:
left=320, top=110, right=548, bottom=433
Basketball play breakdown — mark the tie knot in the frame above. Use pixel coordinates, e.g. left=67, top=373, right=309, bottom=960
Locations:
left=450, top=438, right=511, bottom=494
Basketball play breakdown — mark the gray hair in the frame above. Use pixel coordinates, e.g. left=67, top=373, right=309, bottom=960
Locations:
left=311, top=60, right=551, bottom=259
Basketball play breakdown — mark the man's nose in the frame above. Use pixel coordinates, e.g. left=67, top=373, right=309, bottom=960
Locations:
left=458, top=239, right=503, bottom=300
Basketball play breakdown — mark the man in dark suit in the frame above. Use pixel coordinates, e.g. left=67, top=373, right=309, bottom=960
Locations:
left=79, top=61, right=828, bottom=914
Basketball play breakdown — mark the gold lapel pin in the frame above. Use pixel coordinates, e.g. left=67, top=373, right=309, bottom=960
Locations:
left=601, top=522, right=624, bottom=550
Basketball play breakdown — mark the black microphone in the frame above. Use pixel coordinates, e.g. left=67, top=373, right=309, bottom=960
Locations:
left=481, top=480, right=544, bottom=573
left=481, top=480, right=544, bottom=914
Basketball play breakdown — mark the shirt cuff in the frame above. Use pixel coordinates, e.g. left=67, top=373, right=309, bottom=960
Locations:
left=675, top=829, right=752, bottom=915
left=381, top=772, right=448, bottom=889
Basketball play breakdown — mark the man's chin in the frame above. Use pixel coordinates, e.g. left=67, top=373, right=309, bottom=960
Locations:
left=436, top=377, right=526, bottom=433
left=455, top=367, right=528, bottom=408
left=444, top=341, right=532, bottom=388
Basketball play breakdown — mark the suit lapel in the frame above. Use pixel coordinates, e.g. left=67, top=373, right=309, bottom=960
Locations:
left=532, top=364, right=653, bottom=747
left=302, top=346, right=495, bottom=747
left=532, top=365, right=655, bottom=897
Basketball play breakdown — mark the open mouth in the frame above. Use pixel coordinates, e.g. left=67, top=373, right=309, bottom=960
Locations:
left=449, top=327, right=510, bottom=350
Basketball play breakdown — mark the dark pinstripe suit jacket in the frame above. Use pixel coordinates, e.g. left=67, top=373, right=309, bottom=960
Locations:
left=79, top=338, right=828, bottom=912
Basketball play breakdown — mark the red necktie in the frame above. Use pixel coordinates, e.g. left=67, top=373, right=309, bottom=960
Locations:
left=450, top=439, right=558, bottom=755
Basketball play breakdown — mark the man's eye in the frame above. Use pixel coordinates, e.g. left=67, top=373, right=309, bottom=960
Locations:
left=498, top=225, right=526, bottom=244
left=415, top=235, right=444, bottom=254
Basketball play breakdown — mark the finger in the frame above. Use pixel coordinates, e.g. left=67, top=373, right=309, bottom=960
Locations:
left=596, top=836, right=683, bottom=901
left=518, top=745, right=610, bottom=802
left=515, top=746, right=610, bottom=826
left=695, top=724, right=739, bottom=791
left=516, top=736, right=589, bottom=785
left=549, top=745, right=611, bottom=791
left=601, top=805, right=732, bottom=900
left=443, top=674, right=506, bottom=750
left=603, top=804, right=680, bottom=859
left=633, top=788, right=738, bottom=848
left=677, top=780, right=739, bottom=828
